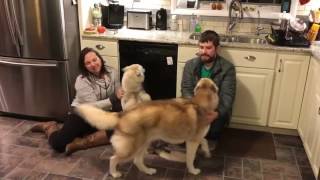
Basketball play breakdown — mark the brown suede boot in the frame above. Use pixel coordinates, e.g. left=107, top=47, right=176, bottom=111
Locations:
left=65, top=130, right=109, bottom=156
left=30, top=121, right=59, bottom=137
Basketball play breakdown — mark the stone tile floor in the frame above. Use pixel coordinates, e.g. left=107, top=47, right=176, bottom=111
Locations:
left=0, top=116, right=317, bottom=180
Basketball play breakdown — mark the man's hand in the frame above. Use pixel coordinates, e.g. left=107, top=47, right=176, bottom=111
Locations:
left=206, top=110, right=219, bottom=123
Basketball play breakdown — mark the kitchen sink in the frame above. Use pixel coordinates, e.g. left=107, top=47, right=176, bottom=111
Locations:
left=189, top=32, right=201, bottom=40
left=220, top=35, right=268, bottom=44
left=189, top=33, right=268, bottom=45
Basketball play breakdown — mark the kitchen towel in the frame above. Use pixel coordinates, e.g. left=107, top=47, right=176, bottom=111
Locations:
left=214, top=128, right=276, bottom=160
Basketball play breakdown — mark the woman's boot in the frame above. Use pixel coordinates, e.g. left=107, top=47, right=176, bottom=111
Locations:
left=30, top=121, right=59, bottom=137
left=65, top=130, right=109, bottom=156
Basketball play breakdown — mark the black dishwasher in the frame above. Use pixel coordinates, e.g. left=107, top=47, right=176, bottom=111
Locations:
left=119, top=40, right=178, bottom=100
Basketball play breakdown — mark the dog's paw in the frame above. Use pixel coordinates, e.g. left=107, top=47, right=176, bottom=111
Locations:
left=189, top=168, right=201, bottom=175
left=111, top=171, right=122, bottom=178
left=145, top=168, right=157, bottom=175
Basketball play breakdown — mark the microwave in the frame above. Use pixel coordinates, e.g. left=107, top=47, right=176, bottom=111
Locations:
left=127, top=10, right=152, bottom=30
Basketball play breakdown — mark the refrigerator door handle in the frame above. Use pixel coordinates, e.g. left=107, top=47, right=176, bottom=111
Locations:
left=10, top=0, right=23, bottom=46
left=0, top=59, right=57, bottom=67
left=3, top=0, right=20, bottom=56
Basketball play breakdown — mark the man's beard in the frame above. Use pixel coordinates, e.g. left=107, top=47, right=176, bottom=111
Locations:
left=200, top=54, right=215, bottom=63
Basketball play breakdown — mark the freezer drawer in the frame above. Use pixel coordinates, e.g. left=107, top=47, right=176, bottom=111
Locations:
left=0, top=57, right=71, bottom=118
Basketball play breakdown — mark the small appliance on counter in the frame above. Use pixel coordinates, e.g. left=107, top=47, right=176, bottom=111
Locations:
left=155, top=8, right=167, bottom=30
left=101, top=4, right=124, bottom=29
left=127, top=10, right=152, bottom=30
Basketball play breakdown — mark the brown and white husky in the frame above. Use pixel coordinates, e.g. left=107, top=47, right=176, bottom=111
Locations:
left=76, top=78, right=219, bottom=178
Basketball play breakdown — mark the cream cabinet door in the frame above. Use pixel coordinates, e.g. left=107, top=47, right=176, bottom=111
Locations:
left=176, top=62, right=186, bottom=97
left=220, top=48, right=276, bottom=126
left=299, top=57, right=318, bottom=144
left=231, top=67, right=274, bottom=126
left=269, top=53, right=310, bottom=129
left=102, top=55, right=119, bottom=75
left=177, top=45, right=198, bottom=97
left=310, top=94, right=320, bottom=178
left=298, top=57, right=320, bottom=179
left=177, top=45, right=199, bottom=63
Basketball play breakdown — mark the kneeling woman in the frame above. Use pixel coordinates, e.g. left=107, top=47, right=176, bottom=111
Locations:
left=31, top=47, right=123, bottom=155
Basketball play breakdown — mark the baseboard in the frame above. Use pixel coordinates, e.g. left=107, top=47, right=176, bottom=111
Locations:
left=229, top=123, right=299, bottom=136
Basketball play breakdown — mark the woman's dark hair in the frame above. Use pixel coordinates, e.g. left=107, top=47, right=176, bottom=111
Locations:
left=199, top=30, right=220, bottom=47
left=78, top=47, right=107, bottom=77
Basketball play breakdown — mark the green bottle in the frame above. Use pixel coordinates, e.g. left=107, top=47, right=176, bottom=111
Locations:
left=194, top=15, right=201, bottom=33
left=195, top=23, right=201, bottom=33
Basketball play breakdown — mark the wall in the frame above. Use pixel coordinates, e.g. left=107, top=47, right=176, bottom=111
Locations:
left=296, top=0, right=320, bottom=16
left=118, top=0, right=170, bottom=9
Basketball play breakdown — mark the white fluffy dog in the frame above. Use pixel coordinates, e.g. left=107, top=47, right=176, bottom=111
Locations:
left=121, top=64, right=151, bottom=110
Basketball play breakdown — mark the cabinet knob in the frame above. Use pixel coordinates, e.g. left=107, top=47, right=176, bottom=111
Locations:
left=96, top=44, right=105, bottom=50
left=244, top=56, right=256, bottom=61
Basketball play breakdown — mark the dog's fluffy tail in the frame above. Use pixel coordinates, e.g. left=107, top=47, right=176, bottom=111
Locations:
left=75, top=104, right=119, bottom=130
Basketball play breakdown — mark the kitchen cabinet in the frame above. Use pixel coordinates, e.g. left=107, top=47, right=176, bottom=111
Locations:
left=269, top=53, right=310, bottom=129
left=298, top=56, right=320, bottom=179
left=219, top=48, right=275, bottom=126
left=177, top=45, right=276, bottom=126
left=229, top=67, right=274, bottom=126
left=176, top=45, right=199, bottom=97
left=81, top=39, right=119, bottom=75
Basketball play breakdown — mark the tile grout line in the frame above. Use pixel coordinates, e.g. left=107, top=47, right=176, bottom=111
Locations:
left=0, top=120, right=27, bottom=138
left=260, top=159, right=264, bottom=180
left=292, top=146, right=304, bottom=179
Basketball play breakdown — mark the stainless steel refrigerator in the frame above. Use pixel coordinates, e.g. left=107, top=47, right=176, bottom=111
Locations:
left=0, top=0, right=80, bottom=119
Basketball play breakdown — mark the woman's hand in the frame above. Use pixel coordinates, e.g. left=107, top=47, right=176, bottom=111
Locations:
left=116, top=88, right=124, bottom=99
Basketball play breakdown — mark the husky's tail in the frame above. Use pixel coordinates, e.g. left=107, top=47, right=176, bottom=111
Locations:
left=75, top=104, right=120, bottom=130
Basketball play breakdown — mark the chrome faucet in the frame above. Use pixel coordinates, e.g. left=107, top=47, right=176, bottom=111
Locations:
left=226, top=0, right=243, bottom=34
left=255, top=10, right=264, bottom=36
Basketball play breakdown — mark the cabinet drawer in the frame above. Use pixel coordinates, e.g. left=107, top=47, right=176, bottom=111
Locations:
left=82, top=39, right=118, bottom=56
left=219, top=48, right=276, bottom=69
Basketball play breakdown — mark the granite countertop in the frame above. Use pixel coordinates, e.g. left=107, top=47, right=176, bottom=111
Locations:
left=82, top=27, right=311, bottom=54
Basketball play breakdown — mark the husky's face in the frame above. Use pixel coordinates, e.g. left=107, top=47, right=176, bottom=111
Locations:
left=122, top=64, right=145, bottom=83
left=193, top=78, right=219, bottom=111
left=194, top=78, right=218, bottom=95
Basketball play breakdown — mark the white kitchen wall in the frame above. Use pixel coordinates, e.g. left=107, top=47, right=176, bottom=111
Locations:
left=78, top=0, right=102, bottom=30
left=78, top=0, right=318, bottom=34
left=118, top=0, right=170, bottom=10
left=296, top=0, right=320, bottom=16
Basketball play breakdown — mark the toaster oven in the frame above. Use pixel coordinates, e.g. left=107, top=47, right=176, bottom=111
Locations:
left=127, top=10, right=152, bottom=30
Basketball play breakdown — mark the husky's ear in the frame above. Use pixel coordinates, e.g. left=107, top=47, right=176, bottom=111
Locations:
left=135, top=66, right=145, bottom=77
left=136, top=70, right=142, bottom=77
left=194, top=84, right=200, bottom=95
left=122, top=66, right=130, bottom=72
left=137, top=65, right=145, bottom=73
left=211, top=82, right=219, bottom=93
